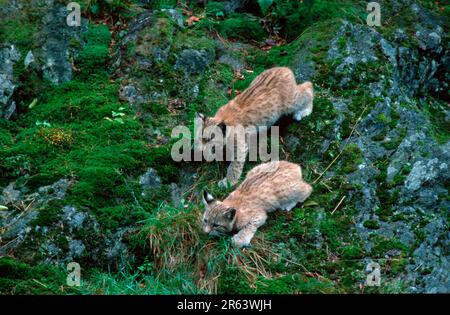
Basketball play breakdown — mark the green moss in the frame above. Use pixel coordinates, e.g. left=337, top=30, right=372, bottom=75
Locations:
left=375, top=113, right=390, bottom=125
left=76, top=45, right=110, bottom=74
left=1, top=71, right=162, bottom=229
left=340, top=245, right=364, bottom=260
left=151, top=0, right=177, bottom=10
left=146, top=144, right=180, bottom=183
left=376, top=186, right=399, bottom=221
left=339, top=143, right=363, bottom=174
left=390, top=108, right=400, bottom=128
left=173, top=31, right=216, bottom=55
left=390, top=258, right=408, bottom=276
left=85, top=0, right=133, bottom=19
left=218, top=267, right=253, bottom=294
left=217, top=14, right=266, bottom=41
left=381, top=139, right=399, bottom=150
left=0, top=128, right=12, bottom=146
left=206, top=2, right=226, bottom=18
left=380, top=128, right=407, bottom=151
left=75, top=24, right=111, bottom=76
left=372, top=130, right=387, bottom=142
left=421, top=99, right=450, bottom=144
left=83, top=24, right=111, bottom=46
left=146, top=102, right=170, bottom=115
left=376, top=207, right=394, bottom=222
left=56, top=236, right=70, bottom=252
left=268, top=0, right=362, bottom=40
left=132, top=16, right=176, bottom=66
left=196, top=64, right=234, bottom=115
left=370, top=237, right=409, bottom=257
left=0, top=257, right=78, bottom=294
left=0, top=17, right=37, bottom=51
left=363, top=220, right=380, bottom=230
left=32, top=200, right=63, bottom=227
left=94, top=205, right=142, bottom=231
left=255, top=274, right=336, bottom=294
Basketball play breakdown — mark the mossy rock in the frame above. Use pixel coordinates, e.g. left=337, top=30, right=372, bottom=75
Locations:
left=217, top=14, right=266, bottom=41
left=339, top=144, right=363, bottom=174
left=0, top=257, right=78, bottom=294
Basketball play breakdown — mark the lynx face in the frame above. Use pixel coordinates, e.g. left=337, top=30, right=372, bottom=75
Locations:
left=201, top=191, right=236, bottom=237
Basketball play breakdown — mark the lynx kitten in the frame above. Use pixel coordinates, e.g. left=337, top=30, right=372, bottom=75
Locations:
left=197, top=67, right=314, bottom=187
left=201, top=161, right=313, bottom=248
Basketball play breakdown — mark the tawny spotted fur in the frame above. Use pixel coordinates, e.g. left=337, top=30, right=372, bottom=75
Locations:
left=201, top=161, right=313, bottom=248
left=197, top=67, right=314, bottom=187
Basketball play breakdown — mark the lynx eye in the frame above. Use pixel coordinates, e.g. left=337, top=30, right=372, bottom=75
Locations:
left=203, top=218, right=208, bottom=224
left=212, top=223, right=220, bottom=228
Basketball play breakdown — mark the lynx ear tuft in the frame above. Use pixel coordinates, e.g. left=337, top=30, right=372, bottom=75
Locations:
left=202, top=190, right=215, bottom=206
left=225, top=208, right=236, bottom=221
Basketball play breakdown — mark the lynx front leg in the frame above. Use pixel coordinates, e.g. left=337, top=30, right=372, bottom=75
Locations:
left=219, top=137, right=248, bottom=188
left=293, top=82, right=313, bottom=121
left=232, top=225, right=258, bottom=248
left=293, top=105, right=312, bottom=121
left=218, top=161, right=245, bottom=188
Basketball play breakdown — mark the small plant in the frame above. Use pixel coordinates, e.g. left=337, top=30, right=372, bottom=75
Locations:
left=104, top=107, right=127, bottom=124
left=35, top=120, right=51, bottom=128
left=36, top=127, right=74, bottom=148
left=363, top=220, right=380, bottom=229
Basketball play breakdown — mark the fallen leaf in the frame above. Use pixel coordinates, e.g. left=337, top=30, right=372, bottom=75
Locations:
left=28, top=98, right=38, bottom=109
left=302, top=200, right=319, bottom=207
left=186, top=16, right=201, bottom=26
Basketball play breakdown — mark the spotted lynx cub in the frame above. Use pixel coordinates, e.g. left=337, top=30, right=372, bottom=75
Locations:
left=197, top=67, right=314, bottom=187
left=201, top=161, right=313, bottom=248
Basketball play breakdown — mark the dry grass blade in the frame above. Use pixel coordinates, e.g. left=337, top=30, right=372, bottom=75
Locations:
left=331, top=196, right=346, bottom=214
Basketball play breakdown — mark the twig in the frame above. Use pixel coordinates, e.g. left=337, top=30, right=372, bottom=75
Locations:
left=331, top=196, right=346, bottom=215
left=214, top=30, right=231, bottom=49
left=413, top=263, right=423, bottom=272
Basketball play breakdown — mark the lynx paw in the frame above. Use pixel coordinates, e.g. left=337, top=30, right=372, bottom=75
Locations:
left=293, top=107, right=312, bottom=121
left=231, top=234, right=251, bottom=248
left=283, top=202, right=297, bottom=212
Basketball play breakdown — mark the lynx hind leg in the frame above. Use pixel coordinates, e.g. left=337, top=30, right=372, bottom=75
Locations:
left=282, top=201, right=298, bottom=212
left=297, top=180, right=313, bottom=203
left=293, top=82, right=313, bottom=121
